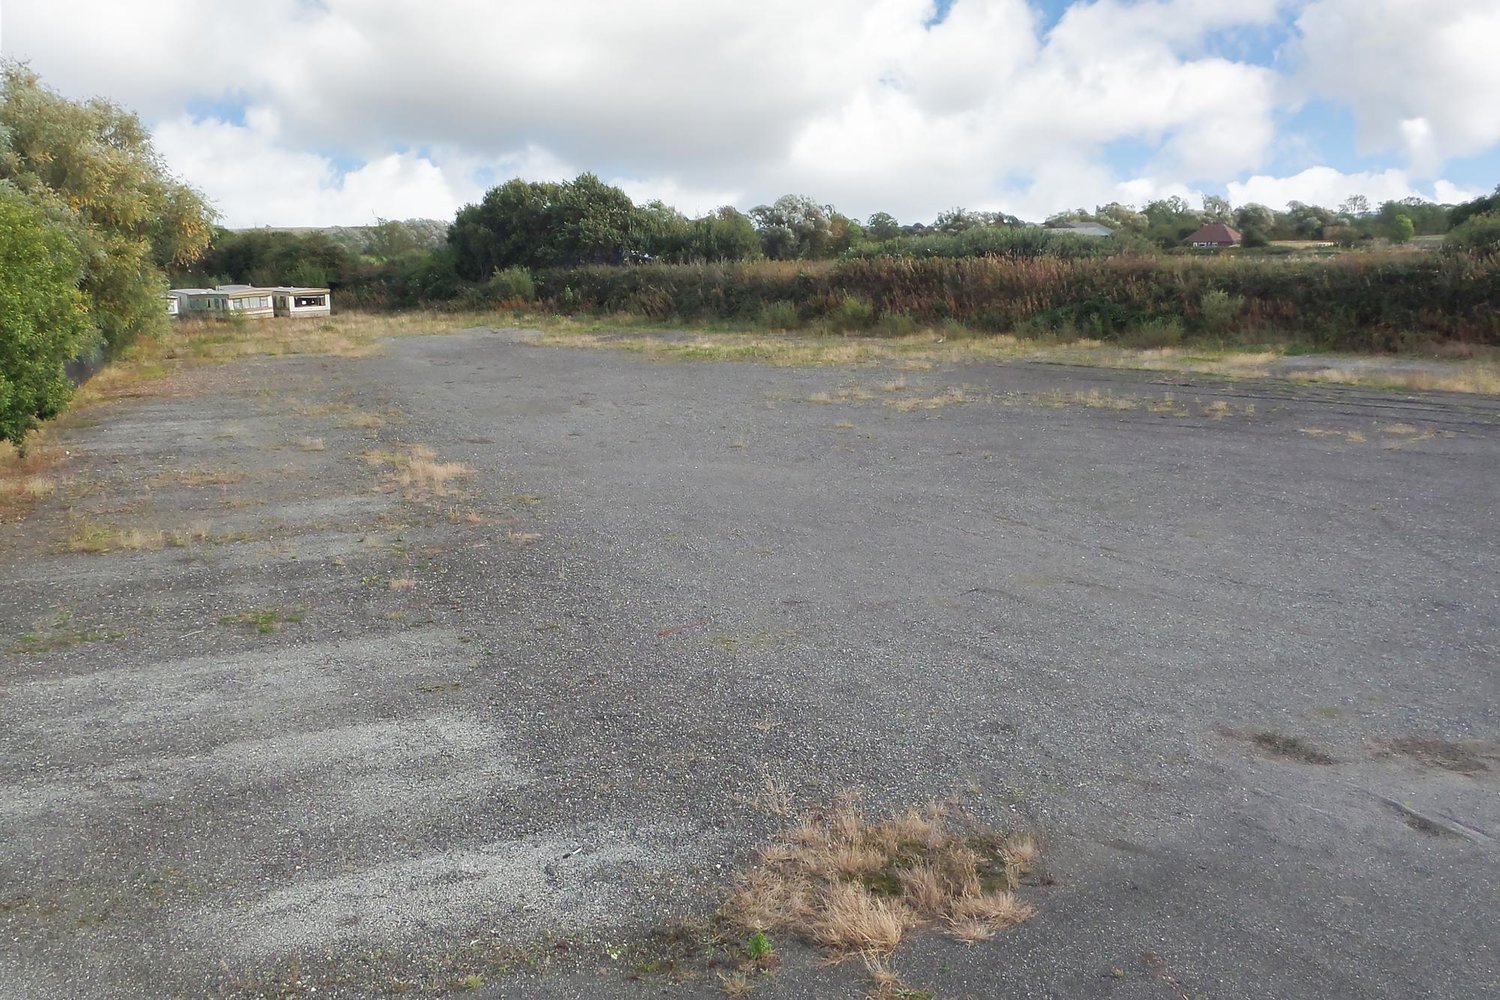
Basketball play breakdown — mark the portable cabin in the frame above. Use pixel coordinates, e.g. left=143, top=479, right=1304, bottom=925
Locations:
left=215, top=285, right=276, bottom=319
left=272, top=287, right=333, bottom=318
left=170, top=288, right=218, bottom=317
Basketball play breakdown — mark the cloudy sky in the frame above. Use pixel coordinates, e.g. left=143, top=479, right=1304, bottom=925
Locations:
left=4, top=0, right=1498, bottom=227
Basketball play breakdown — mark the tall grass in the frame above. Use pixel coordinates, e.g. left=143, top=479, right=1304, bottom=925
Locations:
left=533, top=253, right=1500, bottom=351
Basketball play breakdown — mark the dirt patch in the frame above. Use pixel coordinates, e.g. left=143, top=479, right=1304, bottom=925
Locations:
left=1388, top=738, right=1491, bottom=776
left=1230, top=729, right=1339, bottom=766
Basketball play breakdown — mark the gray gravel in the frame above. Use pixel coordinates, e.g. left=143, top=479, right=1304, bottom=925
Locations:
left=1, top=328, right=1496, bottom=999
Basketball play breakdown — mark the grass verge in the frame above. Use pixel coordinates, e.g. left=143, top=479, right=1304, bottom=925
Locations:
left=518, top=314, right=1500, bottom=395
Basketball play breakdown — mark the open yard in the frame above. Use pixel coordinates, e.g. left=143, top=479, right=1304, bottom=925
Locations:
left=1, top=323, right=1497, bottom=999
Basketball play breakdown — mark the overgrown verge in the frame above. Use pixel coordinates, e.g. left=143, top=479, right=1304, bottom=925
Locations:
left=531, top=254, right=1500, bottom=352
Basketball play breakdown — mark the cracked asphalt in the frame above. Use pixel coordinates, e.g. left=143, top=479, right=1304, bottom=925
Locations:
left=2, top=327, right=1496, bottom=999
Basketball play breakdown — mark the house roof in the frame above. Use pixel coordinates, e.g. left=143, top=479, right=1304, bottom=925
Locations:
left=1188, top=222, right=1243, bottom=244
left=272, top=287, right=331, bottom=294
left=1056, top=222, right=1114, bottom=237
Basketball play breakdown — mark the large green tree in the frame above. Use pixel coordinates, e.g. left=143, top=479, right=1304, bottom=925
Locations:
left=0, top=63, right=216, bottom=352
left=448, top=173, right=640, bottom=278
left=0, top=186, right=93, bottom=448
left=750, top=195, right=833, bottom=259
left=188, top=228, right=355, bottom=288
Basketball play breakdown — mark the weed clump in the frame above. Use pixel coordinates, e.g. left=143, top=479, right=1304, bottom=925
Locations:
left=724, top=795, right=1038, bottom=958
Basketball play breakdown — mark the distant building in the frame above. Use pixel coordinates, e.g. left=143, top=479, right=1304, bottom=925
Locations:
left=168, top=288, right=216, bottom=317
left=272, top=287, right=333, bottom=318
left=1053, top=221, right=1115, bottom=238
left=1187, top=223, right=1243, bottom=248
left=169, top=285, right=279, bottom=320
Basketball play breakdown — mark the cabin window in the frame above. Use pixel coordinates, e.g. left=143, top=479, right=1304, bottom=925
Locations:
left=294, top=295, right=326, bottom=308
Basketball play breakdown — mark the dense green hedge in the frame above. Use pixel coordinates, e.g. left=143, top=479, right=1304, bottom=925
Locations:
left=0, top=188, right=95, bottom=447
left=533, top=254, right=1500, bottom=350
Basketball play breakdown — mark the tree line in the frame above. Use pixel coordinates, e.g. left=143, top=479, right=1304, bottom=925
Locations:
left=198, top=174, right=1499, bottom=312
left=5, top=63, right=1499, bottom=448
left=1, top=63, right=214, bottom=448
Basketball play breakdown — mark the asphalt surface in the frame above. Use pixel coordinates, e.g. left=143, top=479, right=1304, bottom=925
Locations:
left=2, top=327, right=1496, bottom=999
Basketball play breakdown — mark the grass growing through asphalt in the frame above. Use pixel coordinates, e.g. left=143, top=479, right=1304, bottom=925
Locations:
left=8, top=609, right=122, bottom=654
left=218, top=607, right=305, bottom=634
left=361, top=444, right=475, bottom=501
left=719, top=790, right=1039, bottom=994
left=65, top=517, right=218, bottom=554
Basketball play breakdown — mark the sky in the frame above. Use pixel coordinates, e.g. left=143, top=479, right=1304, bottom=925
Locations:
left=4, top=0, right=1499, bottom=228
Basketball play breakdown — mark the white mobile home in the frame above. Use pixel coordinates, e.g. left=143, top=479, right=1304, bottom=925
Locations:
left=170, top=288, right=217, bottom=317
left=170, top=286, right=276, bottom=319
left=272, top=287, right=332, bottom=318
left=216, top=285, right=276, bottom=318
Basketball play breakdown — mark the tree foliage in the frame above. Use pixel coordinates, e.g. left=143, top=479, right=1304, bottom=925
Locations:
left=0, top=186, right=93, bottom=448
left=449, top=174, right=641, bottom=278
left=1444, top=211, right=1500, bottom=259
left=0, top=62, right=215, bottom=352
left=750, top=195, right=833, bottom=259
left=1448, top=187, right=1500, bottom=229
left=186, top=229, right=356, bottom=288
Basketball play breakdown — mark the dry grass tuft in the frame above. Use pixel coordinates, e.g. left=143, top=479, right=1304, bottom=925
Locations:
left=945, top=918, right=996, bottom=944
left=340, top=411, right=387, bottom=430
left=1299, top=427, right=1367, bottom=444
left=65, top=518, right=216, bottom=554
left=749, top=774, right=794, bottom=820
left=364, top=444, right=475, bottom=500
left=0, top=442, right=66, bottom=518
left=885, top=389, right=969, bottom=412
left=724, top=794, right=1039, bottom=966
left=812, top=884, right=910, bottom=953
left=717, top=971, right=753, bottom=997
left=164, top=468, right=249, bottom=488
left=1035, top=388, right=1138, bottom=411
left=1004, top=834, right=1040, bottom=871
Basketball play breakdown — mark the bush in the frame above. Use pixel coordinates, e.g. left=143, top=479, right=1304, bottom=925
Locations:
left=0, top=188, right=95, bottom=448
left=1444, top=212, right=1500, bottom=260
left=485, top=265, right=536, bottom=304
left=826, top=294, right=876, bottom=331
left=1199, top=290, right=1244, bottom=335
left=756, top=300, right=801, bottom=330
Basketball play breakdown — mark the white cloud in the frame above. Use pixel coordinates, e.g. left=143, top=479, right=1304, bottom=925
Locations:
left=1293, top=0, right=1500, bottom=173
left=5, top=0, right=1496, bottom=226
left=153, top=112, right=479, bottom=227
left=1227, top=166, right=1481, bottom=210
